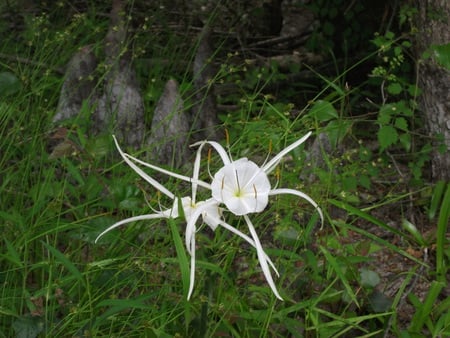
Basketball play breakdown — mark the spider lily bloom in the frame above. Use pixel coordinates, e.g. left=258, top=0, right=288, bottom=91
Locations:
left=192, top=131, right=323, bottom=300
left=96, top=136, right=279, bottom=300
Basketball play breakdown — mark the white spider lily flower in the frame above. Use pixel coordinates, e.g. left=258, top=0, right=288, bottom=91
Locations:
left=204, top=131, right=322, bottom=219
left=211, top=158, right=271, bottom=215
left=192, top=131, right=323, bottom=300
left=96, top=136, right=279, bottom=300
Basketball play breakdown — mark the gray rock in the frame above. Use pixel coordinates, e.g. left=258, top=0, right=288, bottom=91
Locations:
left=147, top=79, right=190, bottom=167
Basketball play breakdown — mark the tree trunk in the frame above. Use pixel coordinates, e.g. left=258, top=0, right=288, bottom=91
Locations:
left=415, top=0, right=450, bottom=181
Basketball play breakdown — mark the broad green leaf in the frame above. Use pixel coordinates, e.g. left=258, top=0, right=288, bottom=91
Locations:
left=326, top=119, right=352, bottom=148
left=368, top=290, right=392, bottom=312
left=12, top=316, right=45, bottom=338
left=399, top=133, right=411, bottom=152
left=378, top=104, right=395, bottom=124
left=387, top=82, right=402, bottom=95
left=395, top=100, right=413, bottom=116
left=0, top=72, right=22, bottom=97
left=378, top=125, right=398, bottom=151
left=395, top=117, right=408, bottom=131
left=360, top=268, right=380, bottom=287
left=309, top=100, right=338, bottom=122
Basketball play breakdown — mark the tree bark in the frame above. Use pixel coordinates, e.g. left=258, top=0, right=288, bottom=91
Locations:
left=415, top=0, right=450, bottom=181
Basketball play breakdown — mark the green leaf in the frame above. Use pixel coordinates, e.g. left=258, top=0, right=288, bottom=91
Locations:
left=168, top=216, right=190, bottom=299
left=359, top=175, right=371, bottom=189
left=13, top=316, right=45, bottom=338
left=378, top=104, right=395, bottom=124
left=325, top=119, right=352, bottom=148
left=360, top=268, right=380, bottom=287
left=377, top=125, right=398, bottom=151
left=402, top=219, right=426, bottom=246
left=274, top=226, right=301, bottom=245
left=399, top=133, right=411, bottom=152
left=428, top=180, right=446, bottom=220
left=0, top=72, right=22, bottom=97
left=436, top=183, right=450, bottom=282
left=387, top=82, right=402, bottom=95
left=395, top=117, right=408, bottom=131
left=409, top=281, right=445, bottom=333
left=320, top=246, right=359, bottom=306
left=118, top=197, right=142, bottom=211
left=42, top=241, right=86, bottom=287
left=432, top=43, right=450, bottom=70
left=3, top=238, right=24, bottom=268
left=309, top=100, right=338, bottom=122
left=368, top=290, right=392, bottom=312
left=395, top=100, right=413, bottom=116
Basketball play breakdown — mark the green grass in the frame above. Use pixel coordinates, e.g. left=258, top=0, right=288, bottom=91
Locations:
left=1, top=3, right=449, bottom=337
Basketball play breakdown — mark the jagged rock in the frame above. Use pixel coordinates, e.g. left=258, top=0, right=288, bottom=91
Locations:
left=93, top=0, right=145, bottom=148
left=94, top=59, right=145, bottom=148
left=53, top=45, right=97, bottom=123
left=147, top=79, right=190, bottom=167
left=53, top=0, right=145, bottom=148
left=303, top=132, right=333, bottom=183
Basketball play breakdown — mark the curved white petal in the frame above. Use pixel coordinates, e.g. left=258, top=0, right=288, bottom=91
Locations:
left=125, top=153, right=211, bottom=191
left=113, top=135, right=175, bottom=199
left=191, top=141, right=205, bottom=204
left=244, top=215, right=283, bottom=300
left=191, top=140, right=231, bottom=165
left=187, top=225, right=196, bottom=300
left=269, top=188, right=324, bottom=226
left=262, top=131, right=312, bottom=174
left=95, top=213, right=168, bottom=243
left=184, top=199, right=221, bottom=300
left=184, top=199, right=219, bottom=255
left=195, top=199, right=222, bottom=231
left=162, top=197, right=192, bottom=219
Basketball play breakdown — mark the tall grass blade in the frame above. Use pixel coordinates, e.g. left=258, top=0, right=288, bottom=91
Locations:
left=409, top=281, right=445, bottom=333
left=428, top=180, right=446, bottom=219
left=3, top=239, right=24, bottom=268
left=320, top=246, right=359, bottom=307
left=167, top=218, right=190, bottom=299
left=435, top=182, right=449, bottom=282
left=41, top=241, right=85, bottom=287
left=167, top=216, right=192, bottom=335
left=329, top=199, right=404, bottom=237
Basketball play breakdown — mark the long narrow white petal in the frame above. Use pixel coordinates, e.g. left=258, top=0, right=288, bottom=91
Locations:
left=262, top=131, right=312, bottom=174
left=185, top=199, right=218, bottom=254
left=187, top=225, right=196, bottom=300
left=244, top=215, right=283, bottom=300
left=213, top=217, right=280, bottom=276
left=95, top=213, right=168, bottom=243
left=113, top=135, right=175, bottom=199
left=269, top=188, right=324, bottom=226
left=191, top=140, right=231, bottom=165
left=125, top=153, right=211, bottom=191
left=191, top=140, right=205, bottom=204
